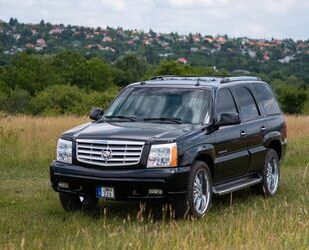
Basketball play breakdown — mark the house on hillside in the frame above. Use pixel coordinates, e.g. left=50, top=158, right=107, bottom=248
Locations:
left=13, top=34, right=21, bottom=40
left=158, top=53, right=174, bottom=57
left=127, top=39, right=135, bottom=45
left=190, top=47, right=199, bottom=52
left=34, top=46, right=43, bottom=52
left=102, top=36, right=112, bottom=42
left=203, top=37, right=214, bottom=43
left=36, top=38, right=46, bottom=47
left=192, top=35, right=201, bottom=43
left=216, top=36, right=227, bottom=44
left=263, top=52, right=270, bottom=61
left=100, top=46, right=116, bottom=53
left=25, top=43, right=34, bottom=49
left=49, top=27, right=63, bottom=35
left=278, top=55, right=295, bottom=63
left=177, top=57, right=188, bottom=64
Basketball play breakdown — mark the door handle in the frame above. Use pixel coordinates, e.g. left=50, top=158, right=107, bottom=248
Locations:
left=260, top=126, right=266, bottom=132
left=240, top=131, right=246, bottom=136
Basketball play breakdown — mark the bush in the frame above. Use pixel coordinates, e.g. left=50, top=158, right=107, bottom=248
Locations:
left=0, top=88, right=31, bottom=114
left=30, top=85, right=85, bottom=115
left=275, top=84, right=308, bottom=114
left=29, top=84, right=119, bottom=115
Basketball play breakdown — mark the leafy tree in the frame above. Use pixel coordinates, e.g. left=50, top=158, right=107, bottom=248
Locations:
left=144, top=60, right=226, bottom=78
left=84, top=57, right=114, bottom=90
left=52, top=51, right=87, bottom=87
left=9, top=18, right=18, bottom=26
left=115, top=53, right=148, bottom=85
left=2, top=53, right=61, bottom=95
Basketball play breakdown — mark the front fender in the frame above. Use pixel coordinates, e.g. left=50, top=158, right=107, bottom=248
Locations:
left=180, top=144, right=215, bottom=166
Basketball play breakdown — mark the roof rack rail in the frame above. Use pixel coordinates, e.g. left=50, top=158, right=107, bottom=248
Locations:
left=150, top=75, right=178, bottom=80
left=220, top=76, right=261, bottom=84
left=150, top=75, right=219, bottom=82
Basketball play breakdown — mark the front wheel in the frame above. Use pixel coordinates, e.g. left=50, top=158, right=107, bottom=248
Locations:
left=59, top=192, right=98, bottom=211
left=174, top=161, right=212, bottom=218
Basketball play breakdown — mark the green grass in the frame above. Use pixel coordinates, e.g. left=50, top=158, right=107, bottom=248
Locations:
left=0, top=116, right=308, bottom=249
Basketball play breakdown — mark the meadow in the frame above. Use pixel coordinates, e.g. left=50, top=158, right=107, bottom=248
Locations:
left=0, top=115, right=308, bottom=249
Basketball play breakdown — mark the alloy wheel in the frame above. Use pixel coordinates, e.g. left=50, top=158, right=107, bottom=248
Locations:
left=193, top=168, right=211, bottom=215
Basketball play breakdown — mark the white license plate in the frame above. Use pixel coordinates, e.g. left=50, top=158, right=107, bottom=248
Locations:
left=96, top=186, right=115, bottom=199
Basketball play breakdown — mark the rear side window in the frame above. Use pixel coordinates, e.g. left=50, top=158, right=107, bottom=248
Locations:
left=234, top=86, right=259, bottom=121
left=216, top=88, right=237, bottom=115
left=251, top=83, right=281, bottom=115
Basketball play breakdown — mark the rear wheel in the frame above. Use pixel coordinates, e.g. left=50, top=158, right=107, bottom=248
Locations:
left=59, top=192, right=98, bottom=211
left=255, top=149, right=280, bottom=197
left=174, top=161, right=212, bottom=218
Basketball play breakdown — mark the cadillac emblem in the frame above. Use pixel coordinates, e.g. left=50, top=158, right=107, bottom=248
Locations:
left=101, top=147, right=112, bottom=159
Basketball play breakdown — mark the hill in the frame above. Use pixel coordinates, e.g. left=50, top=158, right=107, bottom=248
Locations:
left=0, top=18, right=309, bottom=115
left=1, top=18, right=309, bottom=77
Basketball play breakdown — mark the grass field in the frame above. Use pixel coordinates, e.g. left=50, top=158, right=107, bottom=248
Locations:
left=0, top=115, right=308, bottom=249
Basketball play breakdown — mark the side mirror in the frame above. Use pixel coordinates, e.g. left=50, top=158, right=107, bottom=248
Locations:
left=89, top=107, right=104, bottom=121
left=215, top=112, right=240, bottom=127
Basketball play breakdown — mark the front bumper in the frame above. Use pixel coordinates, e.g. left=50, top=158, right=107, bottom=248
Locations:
left=50, top=161, right=190, bottom=201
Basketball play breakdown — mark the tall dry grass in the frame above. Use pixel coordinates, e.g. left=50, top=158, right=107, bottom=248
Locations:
left=0, top=115, right=308, bottom=249
left=286, top=115, right=309, bottom=139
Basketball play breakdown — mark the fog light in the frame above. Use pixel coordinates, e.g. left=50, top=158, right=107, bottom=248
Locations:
left=148, top=189, right=163, bottom=195
left=58, top=182, right=69, bottom=189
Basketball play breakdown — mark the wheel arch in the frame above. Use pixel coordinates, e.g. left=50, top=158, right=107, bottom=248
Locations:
left=263, top=131, right=283, bottom=160
left=195, top=153, right=215, bottom=179
left=180, top=143, right=215, bottom=178
left=268, top=139, right=282, bottom=160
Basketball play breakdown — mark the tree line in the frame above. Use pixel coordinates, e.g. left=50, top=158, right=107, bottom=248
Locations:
left=0, top=51, right=308, bottom=115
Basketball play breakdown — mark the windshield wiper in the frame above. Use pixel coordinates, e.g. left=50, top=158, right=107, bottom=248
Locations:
left=104, top=115, right=139, bottom=121
left=143, top=117, right=184, bottom=124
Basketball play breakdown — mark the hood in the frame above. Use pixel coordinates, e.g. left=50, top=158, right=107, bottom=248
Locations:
left=61, top=121, right=199, bottom=142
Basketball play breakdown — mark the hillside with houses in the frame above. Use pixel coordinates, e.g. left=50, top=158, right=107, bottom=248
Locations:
left=1, top=18, right=309, bottom=69
left=0, top=18, right=309, bottom=116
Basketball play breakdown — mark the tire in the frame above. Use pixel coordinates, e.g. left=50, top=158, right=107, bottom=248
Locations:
left=59, top=192, right=98, bottom=211
left=174, top=161, right=212, bottom=218
left=256, top=149, right=280, bottom=197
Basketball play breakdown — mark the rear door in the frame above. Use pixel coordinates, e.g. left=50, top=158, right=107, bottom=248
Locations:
left=214, top=87, right=249, bottom=182
left=249, top=82, right=283, bottom=171
left=232, top=85, right=266, bottom=173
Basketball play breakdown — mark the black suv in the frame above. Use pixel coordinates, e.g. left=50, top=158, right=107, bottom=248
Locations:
left=50, top=76, right=287, bottom=217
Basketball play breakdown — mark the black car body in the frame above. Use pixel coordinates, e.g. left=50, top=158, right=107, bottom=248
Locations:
left=50, top=76, right=287, bottom=217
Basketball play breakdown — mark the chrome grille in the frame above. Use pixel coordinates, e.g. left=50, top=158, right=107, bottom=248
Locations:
left=76, top=139, right=144, bottom=166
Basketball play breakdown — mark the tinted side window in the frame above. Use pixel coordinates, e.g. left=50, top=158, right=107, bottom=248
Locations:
left=252, top=83, right=281, bottom=115
left=216, top=88, right=237, bottom=115
left=234, top=87, right=259, bottom=121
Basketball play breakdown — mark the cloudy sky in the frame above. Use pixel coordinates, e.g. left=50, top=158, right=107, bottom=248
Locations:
left=0, top=0, right=308, bottom=39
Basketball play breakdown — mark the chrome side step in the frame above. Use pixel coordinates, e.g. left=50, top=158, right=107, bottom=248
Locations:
left=213, top=176, right=262, bottom=195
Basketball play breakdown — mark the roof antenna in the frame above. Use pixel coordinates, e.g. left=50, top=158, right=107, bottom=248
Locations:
left=195, top=78, right=201, bottom=86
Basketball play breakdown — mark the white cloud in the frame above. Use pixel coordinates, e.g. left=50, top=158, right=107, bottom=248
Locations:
left=0, top=0, right=308, bottom=39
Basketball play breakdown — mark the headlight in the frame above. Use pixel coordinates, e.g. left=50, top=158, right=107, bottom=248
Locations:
left=147, top=143, right=177, bottom=168
left=57, top=139, right=72, bottom=164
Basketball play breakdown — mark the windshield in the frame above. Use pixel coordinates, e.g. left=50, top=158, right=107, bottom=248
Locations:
left=104, top=87, right=211, bottom=124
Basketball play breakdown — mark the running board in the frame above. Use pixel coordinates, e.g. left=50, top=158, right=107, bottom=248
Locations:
left=213, top=175, right=262, bottom=195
